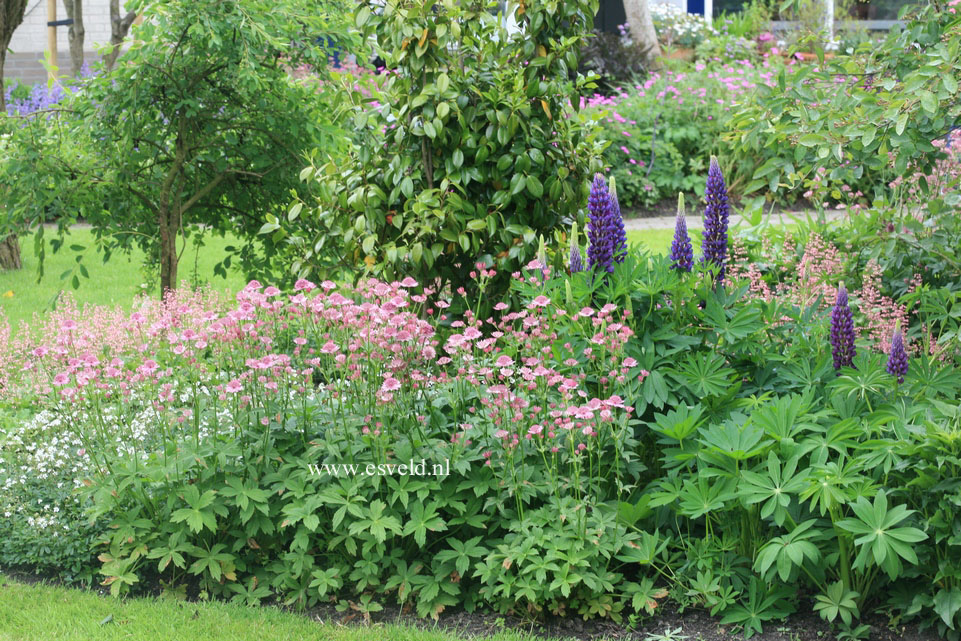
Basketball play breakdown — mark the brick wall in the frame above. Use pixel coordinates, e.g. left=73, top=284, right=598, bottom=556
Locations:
left=6, top=0, right=127, bottom=83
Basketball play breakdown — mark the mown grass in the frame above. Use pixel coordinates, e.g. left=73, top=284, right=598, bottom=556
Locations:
left=0, top=575, right=556, bottom=641
left=0, top=228, right=247, bottom=333
left=1, top=222, right=788, bottom=334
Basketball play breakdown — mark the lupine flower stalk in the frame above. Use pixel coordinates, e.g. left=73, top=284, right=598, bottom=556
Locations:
left=702, top=156, right=730, bottom=284
left=608, top=176, right=628, bottom=265
left=587, top=174, right=616, bottom=273
left=569, top=222, right=584, bottom=273
left=669, top=192, right=693, bottom=271
left=830, top=282, right=856, bottom=371
left=886, top=323, right=909, bottom=384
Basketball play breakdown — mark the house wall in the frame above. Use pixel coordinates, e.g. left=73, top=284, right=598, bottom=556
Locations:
left=6, top=0, right=127, bottom=85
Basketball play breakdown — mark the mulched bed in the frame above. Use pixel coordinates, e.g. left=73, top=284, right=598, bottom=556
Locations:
left=308, top=599, right=941, bottom=641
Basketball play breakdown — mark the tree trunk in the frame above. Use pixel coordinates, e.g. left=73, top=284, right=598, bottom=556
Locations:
left=0, top=48, right=7, bottom=113
left=62, top=0, right=85, bottom=75
left=104, top=0, right=137, bottom=71
left=623, top=0, right=662, bottom=68
left=1, top=0, right=31, bottom=112
left=158, top=206, right=179, bottom=294
left=0, top=235, right=21, bottom=271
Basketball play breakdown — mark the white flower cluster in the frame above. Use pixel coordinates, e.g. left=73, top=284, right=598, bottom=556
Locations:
left=650, top=3, right=717, bottom=48
left=1, top=371, right=323, bottom=540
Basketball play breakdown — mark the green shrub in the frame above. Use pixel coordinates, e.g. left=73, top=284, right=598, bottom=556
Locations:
left=579, top=27, right=649, bottom=95
left=586, top=60, right=784, bottom=209
left=730, top=2, right=961, bottom=210
left=278, top=0, right=604, bottom=311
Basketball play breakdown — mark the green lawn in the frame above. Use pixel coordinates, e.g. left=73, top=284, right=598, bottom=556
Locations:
left=0, top=575, right=555, bottom=641
left=0, top=228, right=247, bottom=333
left=0, top=223, right=787, bottom=334
left=626, top=227, right=696, bottom=254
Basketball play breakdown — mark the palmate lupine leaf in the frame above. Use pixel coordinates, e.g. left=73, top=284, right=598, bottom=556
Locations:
left=739, top=451, right=809, bottom=524
left=837, top=491, right=927, bottom=580
left=798, top=457, right=866, bottom=516
left=698, top=418, right=768, bottom=462
left=754, top=519, right=822, bottom=582
left=719, top=577, right=793, bottom=638
left=813, top=581, right=860, bottom=625
left=678, top=476, right=737, bottom=519
left=670, top=351, right=738, bottom=399
left=750, top=392, right=822, bottom=441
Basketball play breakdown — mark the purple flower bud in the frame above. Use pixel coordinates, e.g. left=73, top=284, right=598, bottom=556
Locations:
left=570, top=244, right=584, bottom=273
left=886, top=327, right=909, bottom=384
left=830, top=283, right=856, bottom=371
left=669, top=205, right=693, bottom=272
left=702, top=156, right=730, bottom=284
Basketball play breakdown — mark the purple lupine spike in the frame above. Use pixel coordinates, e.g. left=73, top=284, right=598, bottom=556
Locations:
left=830, top=282, right=856, bottom=371
left=702, top=156, right=730, bottom=284
left=609, top=178, right=628, bottom=265
left=570, top=244, right=584, bottom=273
left=669, top=193, right=693, bottom=271
left=587, top=174, right=616, bottom=273
left=886, top=325, right=909, bottom=384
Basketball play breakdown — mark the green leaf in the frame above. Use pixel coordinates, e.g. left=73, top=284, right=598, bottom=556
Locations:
left=944, top=74, right=958, bottom=95
left=526, top=174, right=543, bottom=198
left=933, top=588, right=961, bottom=630
left=895, top=112, right=909, bottom=135
left=355, top=6, right=371, bottom=27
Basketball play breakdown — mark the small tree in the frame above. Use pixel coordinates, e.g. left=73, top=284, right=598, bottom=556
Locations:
left=0, top=0, right=28, bottom=114
left=286, top=0, right=604, bottom=307
left=1, top=0, right=355, bottom=292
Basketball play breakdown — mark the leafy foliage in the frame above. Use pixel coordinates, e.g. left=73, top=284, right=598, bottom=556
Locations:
left=1, top=0, right=354, bottom=293
left=280, top=0, right=604, bottom=309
